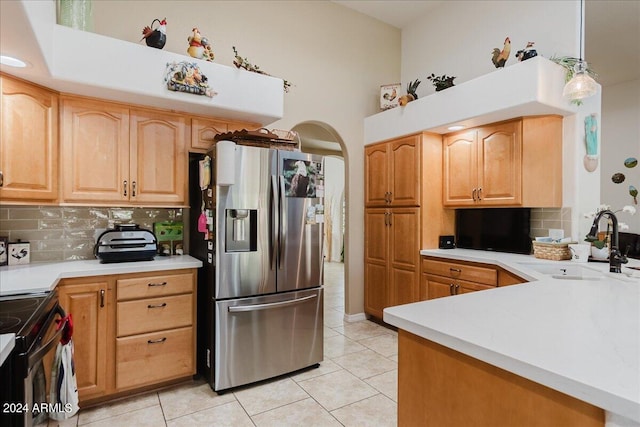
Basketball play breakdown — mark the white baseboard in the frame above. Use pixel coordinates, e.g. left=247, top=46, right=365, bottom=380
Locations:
left=343, top=312, right=367, bottom=322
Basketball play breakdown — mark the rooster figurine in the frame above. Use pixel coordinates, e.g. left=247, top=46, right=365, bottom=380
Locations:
left=187, top=28, right=215, bottom=62
left=516, top=41, right=537, bottom=62
left=491, top=37, right=511, bottom=68
left=141, top=18, right=167, bottom=49
left=398, top=79, right=421, bottom=106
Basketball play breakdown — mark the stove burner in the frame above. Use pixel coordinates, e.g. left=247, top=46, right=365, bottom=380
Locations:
left=5, top=299, right=40, bottom=314
left=0, top=316, right=21, bottom=332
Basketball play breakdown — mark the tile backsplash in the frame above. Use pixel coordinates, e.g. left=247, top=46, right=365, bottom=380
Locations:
left=530, top=207, right=572, bottom=240
left=0, top=206, right=182, bottom=263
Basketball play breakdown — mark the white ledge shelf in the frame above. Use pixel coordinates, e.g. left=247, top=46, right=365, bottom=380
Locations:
left=1, top=0, right=283, bottom=125
left=364, top=56, right=580, bottom=144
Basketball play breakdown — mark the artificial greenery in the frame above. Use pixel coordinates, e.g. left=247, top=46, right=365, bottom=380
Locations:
left=232, top=46, right=292, bottom=93
left=426, top=73, right=456, bottom=91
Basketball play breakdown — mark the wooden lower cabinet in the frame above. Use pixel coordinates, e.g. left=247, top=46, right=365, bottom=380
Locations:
left=365, top=207, right=420, bottom=318
left=57, top=278, right=112, bottom=401
left=421, top=257, right=526, bottom=300
left=116, top=326, right=194, bottom=390
left=115, top=270, right=196, bottom=391
left=398, top=330, right=604, bottom=426
left=57, top=269, right=196, bottom=404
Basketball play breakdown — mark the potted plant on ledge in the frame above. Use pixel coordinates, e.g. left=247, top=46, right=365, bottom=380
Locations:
left=427, top=73, right=456, bottom=92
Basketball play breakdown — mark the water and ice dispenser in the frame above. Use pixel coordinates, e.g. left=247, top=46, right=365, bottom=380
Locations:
left=225, top=209, right=257, bottom=252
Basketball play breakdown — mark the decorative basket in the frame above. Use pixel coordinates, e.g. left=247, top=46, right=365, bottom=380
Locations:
left=532, top=241, right=574, bottom=261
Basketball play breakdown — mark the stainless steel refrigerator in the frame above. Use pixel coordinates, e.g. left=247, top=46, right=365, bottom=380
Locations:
left=189, top=144, right=324, bottom=392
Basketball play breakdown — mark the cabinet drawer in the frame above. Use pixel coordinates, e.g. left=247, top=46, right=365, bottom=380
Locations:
left=116, top=326, right=194, bottom=390
left=422, top=258, right=497, bottom=286
left=117, top=272, right=194, bottom=301
left=117, top=294, right=193, bottom=336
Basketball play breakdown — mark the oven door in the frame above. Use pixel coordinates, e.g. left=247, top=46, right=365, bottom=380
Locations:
left=23, top=304, right=69, bottom=427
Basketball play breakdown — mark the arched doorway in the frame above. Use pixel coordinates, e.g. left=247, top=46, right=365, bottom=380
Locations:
left=291, top=121, right=348, bottom=320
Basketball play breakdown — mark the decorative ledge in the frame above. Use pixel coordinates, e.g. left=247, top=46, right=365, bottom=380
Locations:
left=1, top=1, right=283, bottom=125
left=364, top=56, right=581, bottom=144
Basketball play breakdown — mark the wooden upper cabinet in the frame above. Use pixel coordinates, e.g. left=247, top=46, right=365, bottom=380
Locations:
left=191, top=117, right=227, bottom=151
left=61, top=98, right=187, bottom=206
left=61, top=97, right=130, bottom=203
left=365, top=134, right=420, bottom=207
left=130, top=109, right=187, bottom=205
left=190, top=118, right=259, bottom=152
left=0, top=75, right=58, bottom=202
left=477, top=120, right=522, bottom=205
left=443, top=130, right=477, bottom=205
left=365, top=144, right=389, bottom=206
left=443, top=117, right=560, bottom=208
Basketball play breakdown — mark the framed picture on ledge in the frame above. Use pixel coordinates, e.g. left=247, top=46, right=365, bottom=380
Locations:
left=380, top=83, right=401, bottom=110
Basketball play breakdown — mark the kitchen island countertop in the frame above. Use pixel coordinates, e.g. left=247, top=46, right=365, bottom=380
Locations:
left=385, top=249, right=640, bottom=423
left=0, top=333, right=15, bottom=366
left=0, top=256, right=203, bottom=297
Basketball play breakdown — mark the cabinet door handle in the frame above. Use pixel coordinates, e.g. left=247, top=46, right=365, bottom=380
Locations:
left=100, top=289, right=105, bottom=308
left=454, top=284, right=460, bottom=294
left=384, top=212, right=388, bottom=226
left=449, top=283, right=454, bottom=295
left=477, top=187, right=482, bottom=200
left=472, top=188, right=477, bottom=201
left=123, top=180, right=128, bottom=197
left=388, top=212, right=392, bottom=226
left=147, top=302, right=167, bottom=309
left=132, top=181, right=137, bottom=197
left=147, top=337, right=167, bottom=344
left=0, top=170, right=3, bottom=187
left=148, top=281, right=167, bottom=287
left=388, top=192, right=392, bottom=204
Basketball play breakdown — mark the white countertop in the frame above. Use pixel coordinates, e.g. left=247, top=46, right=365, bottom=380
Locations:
left=0, top=256, right=203, bottom=297
left=385, top=249, right=640, bottom=423
left=0, top=333, right=15, bottom=366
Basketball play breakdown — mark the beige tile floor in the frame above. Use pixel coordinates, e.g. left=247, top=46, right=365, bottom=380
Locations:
left=50, top=262, right=398, bottom=427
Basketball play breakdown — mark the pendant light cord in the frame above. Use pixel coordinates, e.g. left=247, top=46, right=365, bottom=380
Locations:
left=579, top=0, right=584, bottom=61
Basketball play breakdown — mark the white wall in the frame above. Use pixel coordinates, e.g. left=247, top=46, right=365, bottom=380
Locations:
left=401, top=1, right=578, bottom=95
left=92, top=1, right=401, bottom=315
left=601, top=79, right=640, bottom=232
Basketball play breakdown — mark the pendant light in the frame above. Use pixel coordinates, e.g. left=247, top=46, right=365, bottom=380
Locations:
left=563, top=0, right=597, bottom=101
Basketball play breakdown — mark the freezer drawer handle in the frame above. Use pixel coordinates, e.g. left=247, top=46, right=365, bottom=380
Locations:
left=228, top=294, right=317, bottom=313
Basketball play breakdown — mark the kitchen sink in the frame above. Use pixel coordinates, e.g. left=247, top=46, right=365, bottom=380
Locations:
left=517, top=263, right=604, bottom=280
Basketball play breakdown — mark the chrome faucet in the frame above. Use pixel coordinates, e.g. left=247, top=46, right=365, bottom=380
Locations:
left=586, top=209, right=628, bottom=273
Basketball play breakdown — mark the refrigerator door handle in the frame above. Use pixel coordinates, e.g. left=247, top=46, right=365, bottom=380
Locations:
left=271, top=175, right=278, bottom=270
left=228, top=294, right=317, bottom=313
left=278, top=175, right=287, bottom=270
